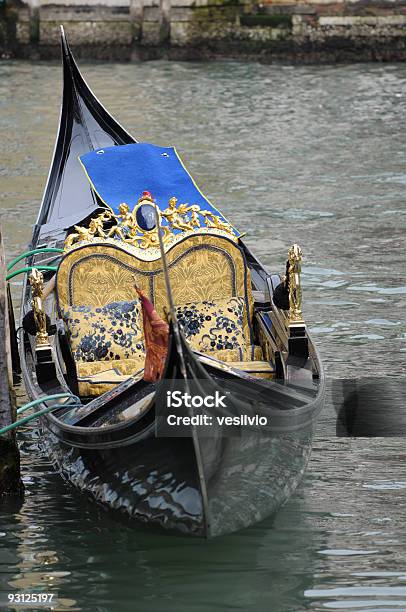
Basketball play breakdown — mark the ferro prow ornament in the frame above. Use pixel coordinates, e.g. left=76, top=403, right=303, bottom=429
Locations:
left=286, top=244, right=309, bottom=361
left=28, top=268, right=56, bottom=384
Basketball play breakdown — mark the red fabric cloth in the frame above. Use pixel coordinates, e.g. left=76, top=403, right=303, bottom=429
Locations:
left=135, top=286, right=169, bottom=382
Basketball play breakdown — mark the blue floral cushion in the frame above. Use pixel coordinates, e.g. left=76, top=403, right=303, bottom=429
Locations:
left=62, top=300, right=145, bottom=363
left=176, top=297, right=248, bottom=360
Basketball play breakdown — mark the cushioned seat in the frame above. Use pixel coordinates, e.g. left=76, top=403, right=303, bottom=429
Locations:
left=76, top=360, right=144, bottom=396
left=57, top=234, right=254, bottom=344
left=59, top=300, right=146, bottom=396
left=61, top=300, right=145, bottom=362
left=56, top=233, right=259, bottom=395
left=175, top=297, right=251, bottom=360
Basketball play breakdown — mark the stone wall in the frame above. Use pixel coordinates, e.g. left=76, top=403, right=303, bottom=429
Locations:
left=2, top=0, right=406, bottom=60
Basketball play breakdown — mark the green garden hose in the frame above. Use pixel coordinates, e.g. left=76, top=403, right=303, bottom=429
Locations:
left=6, top=266, right=58, bottom=282
left=0, top=404, right=80, bottom=435
left=16, top=393, right=79, bottom=415
left=0, top=393, right=81, bottom=436
left=7, top=248, right=64, bottom=272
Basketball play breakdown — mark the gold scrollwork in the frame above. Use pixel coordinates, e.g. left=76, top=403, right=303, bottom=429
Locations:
left=29, top=268, right=50, bottom=346
left=287, top=244, right=304, bottom=324
left=64, top=192, right=234, bottom=252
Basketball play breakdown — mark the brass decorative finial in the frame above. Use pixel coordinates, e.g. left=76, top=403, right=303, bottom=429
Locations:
left=287, top=244, right=304, bottom=324
left=29, top=268, right=50, bottom=346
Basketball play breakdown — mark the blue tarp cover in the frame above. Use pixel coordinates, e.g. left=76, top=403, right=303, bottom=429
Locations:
left=79, top=143, right=239, bottom=237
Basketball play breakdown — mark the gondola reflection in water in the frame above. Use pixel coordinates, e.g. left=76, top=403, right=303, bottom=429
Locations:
left=14, top=27, right=325, bottom=537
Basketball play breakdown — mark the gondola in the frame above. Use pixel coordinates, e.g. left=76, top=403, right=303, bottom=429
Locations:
left=14, top=27, right=325, bottom=538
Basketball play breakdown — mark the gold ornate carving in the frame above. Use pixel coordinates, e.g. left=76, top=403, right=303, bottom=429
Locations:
left=64, top=192, right=235, bottom=253
left=287, top=244, right=304, bottom=324
left=162, top=197, right=201, bottom=231
left=64, top=211, right=111, bottom=249
left=107, top=203, right=131, bottom=241
left=29, top=268, right=50, bottom=346
left=201, top=210, right=233, bottom=233
left=161, top=197, right=233, bottom=235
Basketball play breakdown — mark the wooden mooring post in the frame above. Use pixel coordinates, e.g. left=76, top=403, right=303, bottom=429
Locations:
left=159, top=0, right=171, bottom=44
left=0, top=226, right=23, bottom=497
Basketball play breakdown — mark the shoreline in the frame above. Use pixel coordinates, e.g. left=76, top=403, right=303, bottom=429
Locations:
left=2, top=42, right=406, bottom=63
left=2, top=1, right=406, bottom=63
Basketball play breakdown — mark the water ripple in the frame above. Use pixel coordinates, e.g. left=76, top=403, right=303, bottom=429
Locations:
left=1, top=60, right=406, bottom=612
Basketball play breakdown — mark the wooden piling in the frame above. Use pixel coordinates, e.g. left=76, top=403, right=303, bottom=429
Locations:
left=0, top=226, right=23, bottom=497
left=130, top=0, right=144, bottom=42
left=159, top=0, right=171, bottom=44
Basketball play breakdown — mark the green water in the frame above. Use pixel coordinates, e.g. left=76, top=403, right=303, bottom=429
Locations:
left=0, top=60, right=405, bottom=611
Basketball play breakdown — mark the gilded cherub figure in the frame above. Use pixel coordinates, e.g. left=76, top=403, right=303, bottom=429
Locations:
left=108, top=202, right=135, bottom=241
left=89, top=215, right=107, bottom=238
left=162, top=197, right=200, bottom=231
left=187, top=204, right=201, bottom=228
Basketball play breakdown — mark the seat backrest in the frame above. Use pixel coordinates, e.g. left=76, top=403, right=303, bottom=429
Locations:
left=56, top=234, right=254, bottom=344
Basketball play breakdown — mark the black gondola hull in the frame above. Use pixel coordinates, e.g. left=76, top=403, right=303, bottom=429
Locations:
left=38, top=411, right=319, bottom=538
left=41, top=426, right=206, bottom=536
left=16, top=27, right=326, bottom=538
left=28, top=332, right=324, bottom=538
